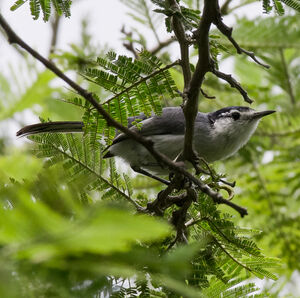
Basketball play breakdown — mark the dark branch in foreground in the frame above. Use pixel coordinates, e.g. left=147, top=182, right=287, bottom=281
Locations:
left=168, top=0, right=266, bottom=166
left=168, top=0, right=191, bottom=88
left=0, top=14, right=248, bottom=218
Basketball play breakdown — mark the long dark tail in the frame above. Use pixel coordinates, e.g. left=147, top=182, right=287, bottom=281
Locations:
left=16, top=121, right=84, bottom=137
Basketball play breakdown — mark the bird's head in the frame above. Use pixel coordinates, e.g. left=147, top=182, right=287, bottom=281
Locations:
left=208, top=106, right=275, bottom=143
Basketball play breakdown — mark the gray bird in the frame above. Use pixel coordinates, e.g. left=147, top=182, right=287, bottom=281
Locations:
left=16, top=106, right=275, bottom=183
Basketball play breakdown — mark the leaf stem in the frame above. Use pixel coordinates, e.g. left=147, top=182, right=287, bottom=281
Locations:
left=279, top=48, right=296, bottom=106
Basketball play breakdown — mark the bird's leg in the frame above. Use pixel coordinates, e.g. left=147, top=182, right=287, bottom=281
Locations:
left=131, top=166, right=170, bottom=185
left=198, top=158, right=236, bottom=187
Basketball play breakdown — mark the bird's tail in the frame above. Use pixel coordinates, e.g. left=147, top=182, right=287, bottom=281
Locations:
left=16, top=121, right=84, bottom=137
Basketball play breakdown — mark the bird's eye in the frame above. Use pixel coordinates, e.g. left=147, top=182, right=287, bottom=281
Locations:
left=231, top=111, right=240, bottom=120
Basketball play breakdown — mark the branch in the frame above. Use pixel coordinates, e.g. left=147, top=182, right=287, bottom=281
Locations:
left=211, top=67, right=253, bottom=104
left=200, top=88, right=216, bottom=99
left=121, top=29, right=174, bottom=57
left=167, top=0, right=191, bottom=88
left=0, top=14, right=247, bottom=217
left=121, top=26, right=138, bottom=59
left=192, top=177, right=247, bottom=217
left=49, top=13, right=61, bottom=57
left=227, top=0, right=257, bottom=14
left=213, top=10, right=269, bottom=68
left=170, top=188, right=195, bottom=245
left=185, top=212, right=203, bottom=228
left=147, top=183, right=176, bottom=216
left=220, top=0, right=233, bottom=15
left=181, top=0, right=217, bottom=164
left=150, top=37, right=174, bottom=55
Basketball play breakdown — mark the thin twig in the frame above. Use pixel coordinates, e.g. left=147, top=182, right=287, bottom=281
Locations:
left=150, top=38, right=174, bottom=55
left=188, top=174, right=247, bottom=217
left=121, top=27, right=138, bottom=59
left=213, top=12, right=269, bottom=68
left=211, top=67, right=253, bottom=103
left=193, top=157, right=236, bottom=187
left=213, top=236, right=254, bottom=272
left=200, top=88, right=216, bottom=99
left=49, top=13, right=61, bottom=57
left=279, top=48, right=296, bottom=105
left=219, top=185, right=234, bottom=201
left=142, top=0, right=161, bottom=44
left=228, top=0, right=257, bottom=14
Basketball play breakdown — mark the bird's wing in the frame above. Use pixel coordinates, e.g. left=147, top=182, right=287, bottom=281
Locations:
left=111, top=107, right=186, bottom=145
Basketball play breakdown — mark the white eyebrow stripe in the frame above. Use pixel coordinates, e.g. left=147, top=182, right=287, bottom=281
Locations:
left=220, top=111, right=233, bottom=117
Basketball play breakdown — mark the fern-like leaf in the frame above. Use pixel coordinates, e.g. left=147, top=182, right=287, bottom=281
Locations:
left=83, top=51, right=179, bottom=143
left=263, top=0, right=300, bottom=13
left=280, top=0, right=300, bottom=11
left=10, top=0, right=28, bottom=11
left=202, top=277, right=260, bottom=298
left=152, top=0, right=201, bottom=32
left=273, top=0, right=285, bottom=14
left=28, top=133, right=139, bottom=207
left=11, top=0, right=72, bottom=21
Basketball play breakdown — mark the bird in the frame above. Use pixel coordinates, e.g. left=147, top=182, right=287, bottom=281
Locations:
left=17, top=106, right=275, bottom=183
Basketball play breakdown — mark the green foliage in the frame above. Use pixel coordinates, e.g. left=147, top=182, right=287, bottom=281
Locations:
left=20, top=130, right=281, bottom=295
left=185, top=196, right=280, bottom=287
left=151, top=0, right=201, bottom=32
left=0, top=169, right=180, bottom=297
left=0, top=57, right=83, bottom=123
left=272, top=0, right=285, bottom=14
left=2, top=0, right=300, bottom=296
left=10, top=0, right=71, bottom=21
left=82, top=51, right=179, bottom=143
left=201, top=277, right=261, bottom=297
left=262, top=0, right=300, bottom=13
left=28, top=132, right=136, bottom=205
left=280, top=0, right=300, bottom=11
left=214, top=11, right=300, bottom=295
left=0, top=69, right=57, bottom=120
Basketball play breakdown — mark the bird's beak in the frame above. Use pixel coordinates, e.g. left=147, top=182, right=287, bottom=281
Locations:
left=253, top=110, right=276, bottom=119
